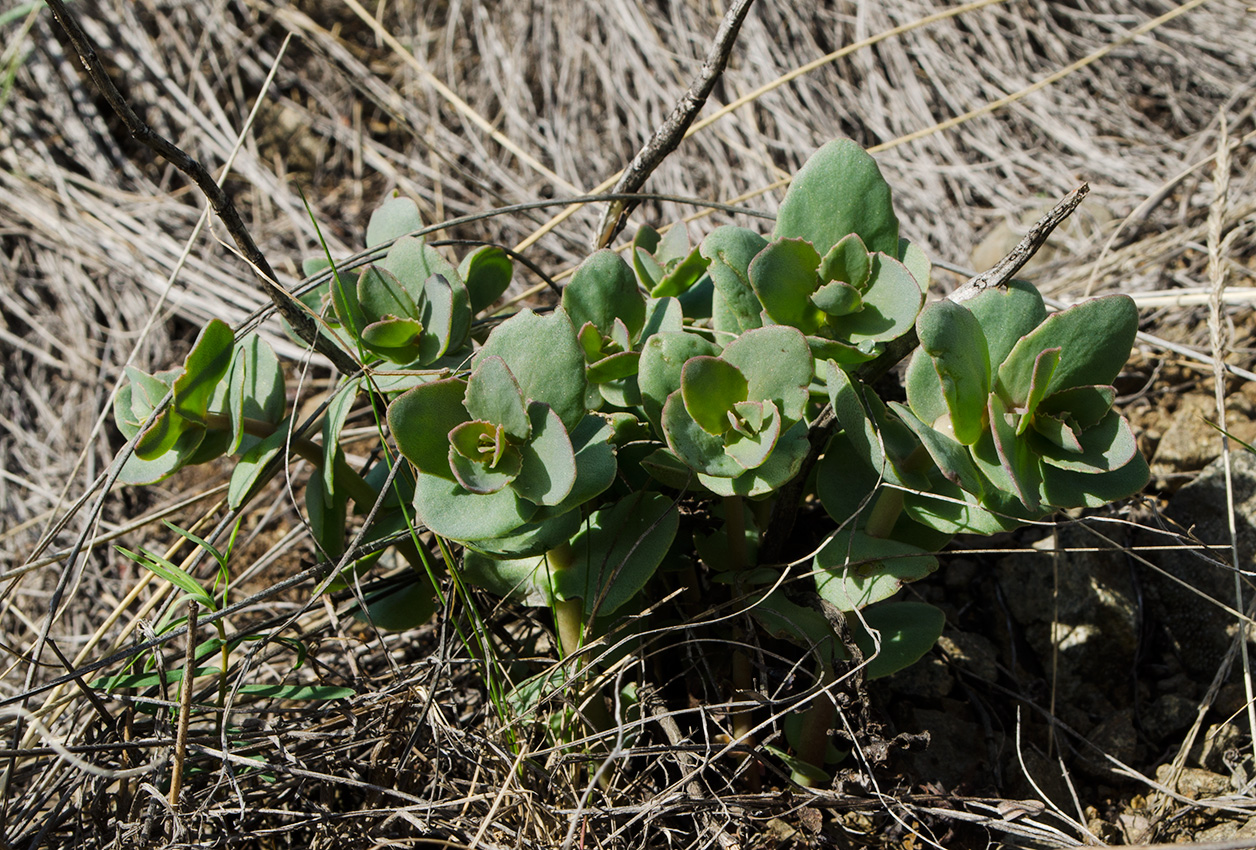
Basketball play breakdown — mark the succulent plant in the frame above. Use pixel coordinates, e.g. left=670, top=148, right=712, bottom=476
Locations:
left=893, top=280, right=1149, bottom=524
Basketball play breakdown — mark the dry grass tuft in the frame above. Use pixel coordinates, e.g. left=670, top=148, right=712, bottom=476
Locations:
left=2, top=0, right=1255, bottom=846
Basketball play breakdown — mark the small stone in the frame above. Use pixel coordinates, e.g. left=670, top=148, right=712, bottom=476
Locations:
left=937, top=631, right=999, bottom=681
left=1197, top=817, right=1256, bottom=842
left=1193, top=722, right=1243, bottom=772
left=943, top=558, right=979, bottom=590
left=1154, top=764, right=1230, bottom=799
left=1080, top=709, right=1137, bottom=779
left=1141, top=693, right=1198, bottom=742
left=888, top=656, right=953, bottom=701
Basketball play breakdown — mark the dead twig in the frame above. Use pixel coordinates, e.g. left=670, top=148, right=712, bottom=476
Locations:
left=42, top=0, right=359, bottom=377
left=593, top=0, right=757, bottom=248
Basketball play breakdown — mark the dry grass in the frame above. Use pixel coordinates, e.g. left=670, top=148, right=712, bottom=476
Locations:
left=2, top=0, right=1255, bottom=847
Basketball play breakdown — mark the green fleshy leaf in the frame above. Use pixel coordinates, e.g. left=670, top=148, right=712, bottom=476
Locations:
left=411, top=468, right=537, bottom=541
left=681, top=356, right=747, bottom=435
left=458, top=245, right=513, bottom=316
left=903, top=348, right=948, bottom=430
left=633, top=247, right=666, bottom=292
left=1040, top=451, right=1149, bottom=508
left=773, top=139, right=899, bottom=257
left=473, top=308, right=588, bottom=431
left=387, top=378, right=470, bottom=478
left=897, top=238, right=931, bottom=293
left=172, top=319, right=235, bottom=425
left=227, top=336, right=286, bottom=455
left=818, top=232, right=871, bottom=288
left=321, top=376, right=359, bottom=494
left=835, top=254, right=924, bottom=345
left=512, top=403, right=576, bottom=506
left=998, top=295, right=1139, bottom=401
left=961, top=278, right=1046, bottom=365
left=355, top=575, right=437, bottom=631
left=1020, top=347, right=1061, bottom=429
left=721, top=325, right=813, bottom=425
left=120, top=367, right=172, bottom=431
left=814, top=527, right=938, bottom=611
left=366, top=194, right=423, bottom=248
left=698, top=421, right=809, bottom=497
left=381, top=237, right=471, bottom=348
left=811, top=281, right=863, bottom=317
left=700, top=226, right=767, bottom=334
left=632, top=225, right=663, bottom=287
left=652, top=245, right=710, bottom=298
left=361, top=318, right=423, bottom=356
left=465, top=509, right=583, bottom=559
left=554, top=492, right=679, bottom=618
left=751, top=589, right=845, bottom=667
left=181, top=427, right=231, bottom=467
left=563, top=250, right=646, bottom=339
left=460, top=549, right=556, bottom=608
left=915, top=299, right=990, bottom=445
left=656, top=222, right=690, bottom=264
left=357, top=265, right=418, bottom=324
left=723, top=400, right=781, bottom=470
left=330, top=270, right=369, bottom=340
left=748, top=237, right=824, bottom=333
left=816, top=431, right=884, bottom=526
left=640, top=446, right=701, bottom=491
left=640, top=296, right=685, bottom=342
left=904, top=494, right=1022, bottom=537
left=854, top=601, right=945, bottom=680
left=114, top=437, right=194, bottom=486
left=826, top=361, right=886, bottom=475
left=1035, top=409, right=1137, bottom=473
left=465, top=355, right=530, bottom=441
left=890, top=401, right=987, bottom=496
left=662, top=390, right=743, bottom=477
left=807, top=335, right=869, bottom=365
left=1040, top=385, right=1115, bottom=429
left=306, top=470, right=347, bottom=559
left=637, top=330, right=722, bottom=434
left=416, top=273, right=458, bottom=362
left=228, top=424, right=289, bottom=509
left=449, top=421, right=521, bottom=494
left=824, top=361, right=922, bottom=488
left=587, top=350, right=640, bottom=383
left=1032, top=413, right=1084, bottom=454
left=987, top=394, right=1042, bottom=512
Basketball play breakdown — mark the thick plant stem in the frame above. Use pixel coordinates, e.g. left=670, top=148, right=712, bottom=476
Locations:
left=864, top=444, right=934, bottom=540
left=863, top=486, right=904, bottom=540
left=547, top=544, right=614, bottom=770
left=795, top=663, right=837, bottom=787
left=722, top=497, right=762, bottom=788
left=730, top=646, right=761, bottom=792
left=554, top=596, right=586, bottom=663
left=723, top=495, right=747, bottom=571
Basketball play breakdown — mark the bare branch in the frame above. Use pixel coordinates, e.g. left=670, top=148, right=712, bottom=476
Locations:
left=43, top=0, right=359, bottom=376
left=593, top=0, right=757, bottom=248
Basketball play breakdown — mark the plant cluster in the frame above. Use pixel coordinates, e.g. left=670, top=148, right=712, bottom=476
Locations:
left=113, top=139, right=1148, bottom=782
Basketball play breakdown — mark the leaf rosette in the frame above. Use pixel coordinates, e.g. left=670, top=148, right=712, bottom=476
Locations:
left=657, top=325, right=813, bottom=497
left=563, top=249, right=684, bottom=408
left=748, top=139, right=930, bottom=363
left=894, top=281, right=1149, bottom=517
left=388, top=308, right=615, bottom=542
